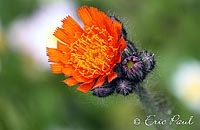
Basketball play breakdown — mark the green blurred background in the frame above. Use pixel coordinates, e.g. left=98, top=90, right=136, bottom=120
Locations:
left=0, top=0, right=200, bottom=130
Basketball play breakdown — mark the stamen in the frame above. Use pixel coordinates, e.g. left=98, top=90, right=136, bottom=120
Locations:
left=68, top=25, right=117, bottom=78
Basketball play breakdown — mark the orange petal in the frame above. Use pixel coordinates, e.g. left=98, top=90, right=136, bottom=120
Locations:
left=118, top=37, right=127, bottom=51
left=46, top=47, right=59, bottom=54
left=108, top=72, right=117, bottom=83
left=50, top=42, right=71, bottom=65
left=59, top=53, right=71, bottom=64
left=77, top=81, right=95, bottom=93
left=53, top=28, right=69, bottom=44
left=93, top=76, right=106, bottom=88
left=50, top=63, right=63, bottom=74
left=88, top=7, right=107, bottom=28
left=47, top=48, right=63, bottom=62
left=114, top=53, right=122, bottom=63
left=62, top=65, right=74, bottom=76
left=104, top=20, right=118, bottom=39
left=113, top=20, right=122, bottom=37
left=104, top=19, right=113, bottom=36
left=77, top=6, right=93, bottom=26
left=57, top=41, right=70, bottom=52
left=62, top=16, right=83, bottom=37
left=63, top=77, right=79, bottom=86
left=72, top=71, right=89, bottom=82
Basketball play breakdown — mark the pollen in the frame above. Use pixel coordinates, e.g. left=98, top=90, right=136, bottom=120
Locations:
left=69, top=26, right=115, bottom=78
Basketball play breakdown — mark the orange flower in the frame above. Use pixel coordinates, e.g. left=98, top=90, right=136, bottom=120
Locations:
left=47, top=6, right=126, bottom=93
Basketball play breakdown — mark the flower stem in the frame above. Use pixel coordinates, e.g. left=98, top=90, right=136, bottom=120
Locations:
left=134, top=84, right=172, bottom=130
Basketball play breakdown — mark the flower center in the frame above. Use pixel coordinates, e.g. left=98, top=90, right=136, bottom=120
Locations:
left=69, top=25, right=117, bottom=78
left=126, top=61, right=134, bottom=69
left=122, top=56, right=139, bottom=69
left=122, top=56, right=145, bottom=81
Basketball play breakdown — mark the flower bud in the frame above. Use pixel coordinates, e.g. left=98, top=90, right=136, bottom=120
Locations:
left=92, top=82, right=115, bottom=97
left=122, top=56, right=145, bottom=82
left=139, top=51, right=155, bottom=72
left=115, top=78, right=134, bottom=96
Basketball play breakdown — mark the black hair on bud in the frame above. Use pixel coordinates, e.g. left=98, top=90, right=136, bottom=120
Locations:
left=92, top=82, right=115, bottom=97
left=122, top=40, right=138, bottom=60
left=139, top=51, right=155, bottom=72
left=115, top=78, right=134, bottom=96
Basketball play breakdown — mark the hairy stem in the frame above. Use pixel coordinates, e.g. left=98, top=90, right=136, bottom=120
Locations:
left=134, top=84, right=172, bottom=130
